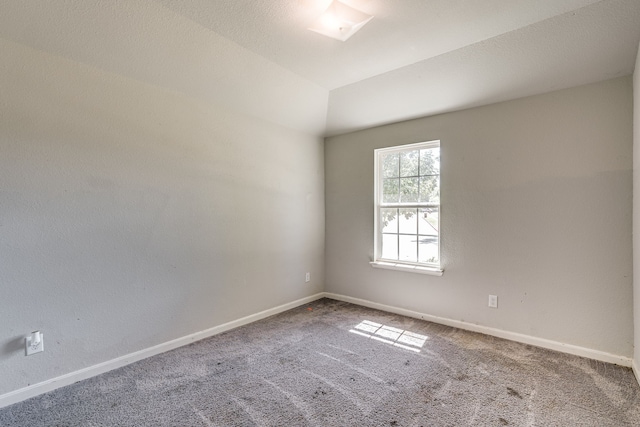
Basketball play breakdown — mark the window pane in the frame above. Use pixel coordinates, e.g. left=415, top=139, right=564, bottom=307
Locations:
left=420, top=147, right=440, bottom=175
left=400, top=150, right=419, bottom=177
left=400, top=177, right=419, bottom=203
left=381, top=208, right=398, bottom=233
left=418, top=208, right=438, bottom=236
left=418, top=236, right=439, bottom=264
left=381, top=234, right=398, bottom=260
left=382, top=152, right=399, bottom=178
left=419, top=176, right=439, bottom=203
left=375, top=142, right=440, bottom=268
left=383, top=178, right=399, bottom=203
left=399, top=235, right=418, bottom=262
left=399, top=208, right=417, bottom=234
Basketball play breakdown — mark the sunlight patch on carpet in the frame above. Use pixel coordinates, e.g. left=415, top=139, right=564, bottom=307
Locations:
left=349, top=320, right=428, bottom=352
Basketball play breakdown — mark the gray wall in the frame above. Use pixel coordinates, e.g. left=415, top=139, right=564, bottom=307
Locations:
left=634, top=43, right=640, bottom=372
left=0, top=38, right=324, bottom=395
left=326, top=77, right=633, bottom=357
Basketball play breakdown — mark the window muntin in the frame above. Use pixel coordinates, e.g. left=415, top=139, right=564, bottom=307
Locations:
left=375, top=141, right=440, bottom=268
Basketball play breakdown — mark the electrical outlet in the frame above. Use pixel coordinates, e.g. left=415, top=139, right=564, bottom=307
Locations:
left=305, top=272, right=310, bottom=282
left=26, top=331, right=44, bottom=356
left=488, top=295, right=498, bottom=308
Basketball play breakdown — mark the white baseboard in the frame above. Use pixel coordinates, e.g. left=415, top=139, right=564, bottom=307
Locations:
left=323, top=292, right=633, bottom=368
left=0, top=293, right=325, bottom=409
left=2, top=291, right=634, bottom=409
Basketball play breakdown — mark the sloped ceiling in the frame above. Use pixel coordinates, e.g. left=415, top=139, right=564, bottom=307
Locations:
left=2, top=0, right=640, bottom=136
left=327, top=0, right=640, bottom=135
left=156, top=0, right=603, bottom=90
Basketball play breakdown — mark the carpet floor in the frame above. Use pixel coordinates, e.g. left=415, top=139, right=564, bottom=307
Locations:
left=1, top=298, right=639, bottom=426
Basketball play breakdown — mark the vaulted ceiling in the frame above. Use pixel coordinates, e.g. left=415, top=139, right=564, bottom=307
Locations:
left=2, top=0, right=640, bottom=136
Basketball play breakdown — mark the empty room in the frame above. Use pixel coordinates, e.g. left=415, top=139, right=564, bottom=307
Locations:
left=1, top=0, right=640, bottom=425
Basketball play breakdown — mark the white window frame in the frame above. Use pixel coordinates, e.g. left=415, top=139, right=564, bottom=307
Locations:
left=371, top=140, right=443, bottom=276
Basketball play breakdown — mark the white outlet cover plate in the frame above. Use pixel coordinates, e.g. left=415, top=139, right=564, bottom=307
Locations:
left=26, top=334, right=44, bottom=355
left=488, top=295, right=498, bottom=308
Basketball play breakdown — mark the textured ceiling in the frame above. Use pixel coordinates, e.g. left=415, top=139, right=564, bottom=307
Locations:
left=156, top=0, right=603, bottom=90
left=1, top=0, right=639, bottom=136
left=327, top=0, right=640, bottom=135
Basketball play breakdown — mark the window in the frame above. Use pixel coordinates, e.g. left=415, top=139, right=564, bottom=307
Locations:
left=372, top=140, right=442, bottom=275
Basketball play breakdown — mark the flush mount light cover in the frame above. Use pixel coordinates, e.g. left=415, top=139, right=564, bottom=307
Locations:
left=308, top=1, right=373, bottom=42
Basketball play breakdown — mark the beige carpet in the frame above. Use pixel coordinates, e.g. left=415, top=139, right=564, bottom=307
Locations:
left=1, top=298, right=639, bottom=426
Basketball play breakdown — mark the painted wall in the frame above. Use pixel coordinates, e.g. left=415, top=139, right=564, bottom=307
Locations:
left=0, top=38, right=325, bottom=395
left=633, top=42, right=640, bottom=373
left=0, top=0, right=329, bottom=136
left=326, top=77, right=633, bottom=357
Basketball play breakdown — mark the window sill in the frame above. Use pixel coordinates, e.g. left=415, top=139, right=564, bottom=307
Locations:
left=370, top=261, right=443, bottom=276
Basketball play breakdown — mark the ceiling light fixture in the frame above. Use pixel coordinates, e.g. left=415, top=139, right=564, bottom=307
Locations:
left=308, top=1, right=373, bottom=42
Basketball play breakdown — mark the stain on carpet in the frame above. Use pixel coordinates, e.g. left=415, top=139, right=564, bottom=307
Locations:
left=507, top=387, right=523, bottom=399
